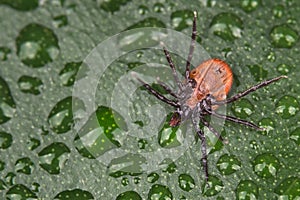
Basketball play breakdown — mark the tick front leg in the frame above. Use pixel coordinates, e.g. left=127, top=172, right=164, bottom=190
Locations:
left=185, top=11, right=197, bottom=80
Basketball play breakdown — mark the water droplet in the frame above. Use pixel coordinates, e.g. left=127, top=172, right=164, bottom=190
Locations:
left=5, top=172, right=16, bottom=186
left=148, top=184, right=173, bottom=199
left=274, top=177, right=300, bottom=199
left=27, top=137, right=41, bottom=151
left=203, top=175, right=224, bottom=197
left=276, top=63, right=292, bottom=75
left=134, top=177, right=141, bottom=184
left=240, top=0, right=260, bottom=12
left=153, top=3, right=165, bottom=13
left=267, top=51, right=276, bottom=62
left=276, top=95, right=299, bottom=119
left=147, top=172, right=159, bottom=183
left=236, top=180, right=258, bottom=200
left=158, top=126, right=181, bottom=148
left=0, top=179, right=5, bottom=190
left=15, top=157, right=34, bottom=175
left=259, top=118, right=275, bottom=135
left=270, top=24, right=298, bottom=48
left=178, top=174, right=195, bottom=192
left=53, top=15, right=68, bottom=28
left=100, top=0, right=133, bottom=13
left=249, top=140, right=259, bottom=150
left=0, top=47, right=11, bottom=61
left=232, top=98, right=254, bottom=119
left=247, top=64, right=268, bottom=81
left=38, top=142, right=70, bottom=174
left=121, top=177, right=129, bottom=186
left=16, top=23, right=59, bottom=68
left=74, top=106, right=126, bottom=159
left=6, top=184, right=37, bottom=199
left=210, top=13, right=243, bottom=41
left=116, top=191, right=142, bottom=200
left=0, top=160, right=5, bottom=171
left=162, top=159, right=177, bottom=173
left=273, top=5, right=284, bottom=18
left=171, top=10, right=194, bottom=31
left=126, top=17, right=166, bottom=30
left=253, top=153, right=280, bottom=178
left=54, top=189, right=94, bottom=199
left=0, top=77, right=16, bottom=124
left=290, top=128, right=300, bottom=146
left=138, top=139, right=148, bottom=149
left=0, top=0, right=39, bottom=11
left=138, top=5, right=149, bottom=15
left=18, top=75, right=43, bottom=95
left=216, top=154, right=241, bottom=175
left=0, top=131, right=12, bottom=149
left=48, top=96, right=74, bottom=134
left=59, top=62, right=82, bottom=86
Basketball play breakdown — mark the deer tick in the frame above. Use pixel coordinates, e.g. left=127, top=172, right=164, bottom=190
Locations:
left=135, top=11, right=287, bottom=185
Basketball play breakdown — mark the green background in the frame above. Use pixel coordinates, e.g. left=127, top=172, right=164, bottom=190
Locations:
left=0, top=0, right=299, bottom=199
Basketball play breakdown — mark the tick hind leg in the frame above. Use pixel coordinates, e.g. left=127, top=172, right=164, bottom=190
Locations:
left=185, top=11, right=197, bottom=80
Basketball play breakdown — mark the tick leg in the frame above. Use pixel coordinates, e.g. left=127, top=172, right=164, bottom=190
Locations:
left=185, top=11, right=197, bottom=80
left=213, top=75, right=287, bottom=105
left=192, top=117, right=209, bottom=185
left=209, top=110, right=264, bottom=131
left=156, top=79, right=178, bottom=98
left=135, top=76, right=179, bottom=108
left=200, top=117, right=228, bottom=144
left=162, top=46, right=183, bottom=90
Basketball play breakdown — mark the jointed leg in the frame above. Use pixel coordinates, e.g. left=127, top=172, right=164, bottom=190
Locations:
left=213, top=75, right=287, bottom=105
left=185, top=11, right=197, bottom=80
left=200, top=117, right=228, bottom=144
left=156, top=79, right=178, bottom=98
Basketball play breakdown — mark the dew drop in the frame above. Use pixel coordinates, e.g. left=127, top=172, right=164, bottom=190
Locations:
left=290, top=128, right=300, bottom=146
left=5, top=172, right=16, bottom=186
left=0, top=77, right=16, bottom=124
left=0, top=0, right=39, bottom=11
left=216, top=154, right=241, bottom=175
left=275, top=95, right=299, bottom=119
left=276, top=63, right=292, bottom=75
left=259, top=118, right=275, bottom=135
left=253, top=153, right=280, bottom=178
left=138, top=5, right=149, bottom=15
left=121, top=177, right=129, bottom=186
left=231, top=99, right=254, bottom=119
left=148, top=184, right=173, bottom=199
left=273, top=5, right=284, bottom=18
left=59, top=62, right=82, bottom=86
left=116, top=191, right=142, bottom=200
left=38, top=142, right=70, bottom=174
left=27, top=137, right=41, bottom=151
left=54, top=189, right=94, bottom=200
left=0, top=160, right=5, bottom=171
left=270, top=24, right=299, bottom=48
left=0, top=131, right=12, bottom=149
left=0, top=47, right=11, bottom=61
left=6, top=184, right=37, bottom=199
left=178, top=174, right=195, bottom=192
left=171, top=10, right=194, bottom=31
left=203, top=175, right=224, bottom=197
left=210, top=13, right=243, bottom=41
left=153, top=3, right=165, bottom=13
left=274, top=177, right=300, bottom=199
left=15, top=157, right=35, bottom=175
left=53, top=15, right=68, bottom=28
left=16, top=23, right=59, bottom=68
left=18, top=75, right=43, bottom=95
left=138, top=138, right=148, bottom=149
left=100, top=0, right=132, bottom=13
left=147, top=172, right=159, bottom=183
left=236, top=180, right=258, bottom=200
left=249, top=140, right=259, bottom=150
left=240, top=0, right=260, bottom=12
left=162, top=159, right=177, bottom=174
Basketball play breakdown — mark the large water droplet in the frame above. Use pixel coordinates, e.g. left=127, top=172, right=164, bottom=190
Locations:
left=0, top=77, right=16, bottom=124
left=171, top=10, right=194, bottom=31
left=270, top=24, right=298, bottom=48
left=216, top=154, right=241, bottom=175
left=147, top=172, right=159, bottom=183
left=54, top=189, right=94, bottom=200
left=18, top=75, right=43, bottom=95
left=178, top=174, right=195, bottom=192
left=0, top=46, right=11, bottom=61
left=6, top=184, right=37, bottom=199
left=231, top=98, right=254, bottom=119
left=59, top=62, right=82, bottom=86
left=290, top=127, right=300, bottom=146
left=0, top=131, right=12, bottom=149
left=148, top=184, right=173, bottom=199
left=100, top=0, right=132, bottom=13
left=16, top=23, right=59, bottom=68
left=0, top=0, right=39, bottom=11
left=15, top=157, right=35, bottom=175
left=203, top=175, right=224, bottom=197
left=38, top=142, right=70, bottom=174
left=276, top=95, right=299, bottom=119
left=253, top=153, right=280, bottom=178
left=240, top=0, right=260, bottom=12
left=116, top=191, right=142, bottom=200
left=274, top=177, right=300, bottom=199
left=236, top=180, right=258, bottom=200
left=210, top=13, right=243, bottom=41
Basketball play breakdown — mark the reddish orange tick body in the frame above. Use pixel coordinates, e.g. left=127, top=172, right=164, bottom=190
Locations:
left=136, top=11, right=286, bottom=186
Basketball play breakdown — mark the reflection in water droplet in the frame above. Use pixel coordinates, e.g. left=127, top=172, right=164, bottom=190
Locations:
left=240, top=0, right=260, bottom=12
left=276, top=95, right=299, bottom=119
left=0, top=47, right=11, bottom=61
left=216, top=154, right=241, bottom=175
left=38, top=142, right=70, bottom=174
left=290, top=128, right=300, bottom=146
left=253, top=153, right=280, bottom=178
left=178, top=174, right=195, bottom=192
left=276, top=63, right=292, bottom=75
left=171, top=10, right=194, bottom=31
left=5, top=172, right=16, bottom=186
left=121, top=177, right=129, bottom=186
left=53, top=15, right=68, bottom=28
left=231, top=98, right=254, bottom=119
left=274, top=177, right=300, bottom=199
left=138, top=139, right=148, bottom=149
left=59, top=62, right=82, bottom=86
left=247, top=64, right=268, bottom=81
left=138, top=5, right=149, bottom=15
left=210, top=13, right=243, bottom=41
left=273, top=5, right=284, bottom=18
left=6, top=184, right=37, bottom=199
left=15, top=157, right=35, bottom=175
left=147, top=172, right=159, bottom=183
left=16, top=23, right=59, bottom=68
left=236, top=180, right=258, bottom=200
left=0, top=0, right=39, bottom=11
left=148, top=184, right=173, bottom=199
left=0, top=77, right=16, bottom=124
left=249, top=140, right=259, bottom=150
left=100, top=0, right=133, bottom=13
left=18, top=75, right=43, bottom=95
left=270, top=24, right=299, bottom=48
left=0, top=132, right=12, bottom=149
left=153, top=3, right=165, bottom=13
left=27, top=137, right=41, bottom=151
left=54, top=189, right=94, bottom=200
left=203, top=175, right=224, bottom=197
left=116, top=191, right=142, bottom=200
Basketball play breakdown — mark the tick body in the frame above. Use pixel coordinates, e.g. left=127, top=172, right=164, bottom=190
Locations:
left=136, top=11, right=287, bottom=186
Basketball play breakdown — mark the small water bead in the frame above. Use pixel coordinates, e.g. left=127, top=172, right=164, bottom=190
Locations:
left=273, top=5, right=284, bottom=18
left=231, top=98, right=254, bottom=119
left=0, top=131, right=12, bottom=149
left=59, top=62, right=82, bottom=86
left=126, top=17, right=166, bottom=30
left=247, top=64, right=268, bottom=81
left=274, top=177, right=300, bottom=199
left=162, top=160, right=177, bottom=174
left=240, top=0, right=261, bottom=12
left=178, top=174, right=195, bottom=192
left=18, top=75, right=43, bottom=95
left=236, top=180, right=258, bottom=200
left=6, top=184, right=37, bottom=199
left=216, top=154, right=241, bottom=175
left=0, top=0, right=39, bottom=11
left=0, top=77, right=16, bottom=124
left=138, top=139, right=147, bottom=149
left=203, top=175, right=224, bottom=197
left=148, top=184, right=173, bottom=200
left=16, top=23, right=59, bottom=68
left=138, top=5, right=149, bottom=15
left=54, top=189, right=94, bottom=200
left=249, top=140, right=259, bottom=150
left=116, top=191, right=142, bottom=200
left=53, top=15, right=68, bottom=28
left=270, top=24, right=299, bottom=48
left=275, top=95, right=299, bottom=119
left=121, top=177, right=129, bottom=186
left=276, top=63, right=292, bottom=75
left=100, top=0, right=132, bottom=13
left=0, top=180, right=5, bottom=190
left=259, top=118, right=275, bottom=135
left=147, top=172, right=159, bottom=183
left=171, top=10, right=194, bottom=31
left=290, top=128, right=300, bottom=146
left=15, top=157, right=35, bottom=175
left=0, top=47, right=11, bottom=61
left=153, top=3, right=165, bottom=13
left=0, top=160, right=5, bottom=171
left=253, top=153, right=280, bottom=178
left=27, top=137, right=41, bottom=151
